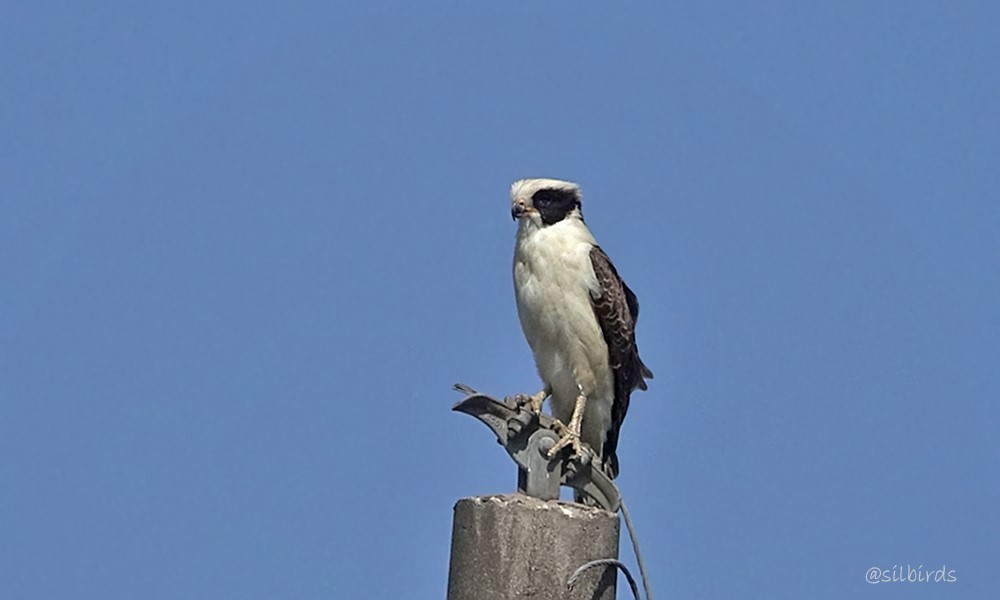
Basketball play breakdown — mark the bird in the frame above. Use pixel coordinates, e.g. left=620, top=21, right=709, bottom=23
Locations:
left=510, top=177, right=652, bottom=479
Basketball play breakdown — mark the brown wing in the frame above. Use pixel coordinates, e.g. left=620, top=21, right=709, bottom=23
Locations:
left=589, top=246, right=653, bottom=478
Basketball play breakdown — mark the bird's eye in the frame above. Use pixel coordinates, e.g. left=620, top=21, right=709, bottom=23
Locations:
left=532, top=189, right=571, bottom=207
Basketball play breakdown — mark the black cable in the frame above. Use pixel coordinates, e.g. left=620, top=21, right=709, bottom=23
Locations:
left=567, top=558, right=639, bottom=599
left=620, top=497, right=653, bottom=600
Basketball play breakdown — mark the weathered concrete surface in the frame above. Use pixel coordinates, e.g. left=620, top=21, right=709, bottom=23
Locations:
left=447, top=494, right=619, bottom=600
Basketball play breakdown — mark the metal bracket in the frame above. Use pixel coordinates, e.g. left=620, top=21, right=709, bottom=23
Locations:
left=452, top=384, right=621, bottom=512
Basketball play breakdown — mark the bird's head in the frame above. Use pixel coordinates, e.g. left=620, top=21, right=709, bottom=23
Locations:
left=510, top=178, right=583, bottom=228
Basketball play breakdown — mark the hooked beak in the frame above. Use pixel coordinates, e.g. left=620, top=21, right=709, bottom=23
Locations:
left=511, top=201, right=527, bottom=221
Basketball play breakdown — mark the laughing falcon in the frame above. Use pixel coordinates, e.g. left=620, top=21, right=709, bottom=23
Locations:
left=511, top=178, right=652, bottom=478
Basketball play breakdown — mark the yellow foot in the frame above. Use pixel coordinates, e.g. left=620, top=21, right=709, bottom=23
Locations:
left=513, top=388, right=549, bottom=415
left=547, top=419, right=585, bottom=459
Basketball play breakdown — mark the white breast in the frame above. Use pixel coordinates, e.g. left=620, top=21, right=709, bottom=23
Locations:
left=513, top=218, right=614, bottom=450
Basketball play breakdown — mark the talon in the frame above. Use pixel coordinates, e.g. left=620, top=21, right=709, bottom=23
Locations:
left=513, top=388, right=549, bottom=415
left=547, top=419, right=585, bottom=459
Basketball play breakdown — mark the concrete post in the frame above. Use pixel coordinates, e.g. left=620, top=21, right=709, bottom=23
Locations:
left=447, top=494, right=620, bottom=600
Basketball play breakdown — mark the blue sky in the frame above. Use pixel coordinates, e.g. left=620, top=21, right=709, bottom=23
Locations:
left=2, top=2, right=997, bottom=599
